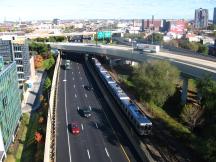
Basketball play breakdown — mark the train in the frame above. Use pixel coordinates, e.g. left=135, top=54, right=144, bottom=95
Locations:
left=135, top=43, right=160, bottom=53
left=91, top=58, right=152, bottom=135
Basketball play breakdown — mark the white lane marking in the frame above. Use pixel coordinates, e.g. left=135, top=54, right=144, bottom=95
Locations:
left=64, top=70, right=72, bottom=162
left=74, top=84, right=76, bottom=88
left=79, top=71, right=80, bottom=74
left=77, top=106, right=79, bottom=110
left=63, top=79, right=67, bottom=82
left=75, top=94, right=77, bottom=98
left=87, top=149, right=90, bottom=159
left=82, top=84, right=84, bottom=87
left=81, top=124, right=84, bottom=130
left=105, top=147, right=110, bottom=157
left=85, top=94, right=87, bottom=98
left=80, top=77, right=82, bottom=80
left=72, top=72, right=73, bottom=74
left=72, top=77, right=74, bottom=80
left=95, top=122, right=98, bottom=129
left=89, top=105, right=92, bottom=111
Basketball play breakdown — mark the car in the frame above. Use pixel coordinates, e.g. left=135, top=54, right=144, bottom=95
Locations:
left=79, top=108, right=92, bottom=118
left=84, top=85, right=93, bottom=91
left=71, top=122, right=80, bottom=135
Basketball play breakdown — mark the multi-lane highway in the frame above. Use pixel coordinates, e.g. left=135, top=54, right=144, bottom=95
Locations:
left=56, top=53, right=141, bottom=162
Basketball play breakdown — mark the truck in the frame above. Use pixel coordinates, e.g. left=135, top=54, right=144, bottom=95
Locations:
left=65, top=60, right=71, bottom=70
left=135, top=44, right=160, bottom=53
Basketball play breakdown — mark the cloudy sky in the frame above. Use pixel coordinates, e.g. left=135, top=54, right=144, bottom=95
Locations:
left=0, top=0, right=215, bottom=21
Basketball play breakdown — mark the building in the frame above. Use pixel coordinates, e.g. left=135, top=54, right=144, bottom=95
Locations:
left=53, top=19, right=60, bottom=25
left=0, top=39, right=13, bottom=62
left=12, top=38, right=30, bottom=85
left=0, top=61, right=22, bottom=162
left=0, top=37, right=31, bottom=86
left=213, top=7, right=216, bottom=25
left=194, top=8, right=208, bottom=29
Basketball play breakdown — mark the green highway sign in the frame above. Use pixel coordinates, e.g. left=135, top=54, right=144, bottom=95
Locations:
left=97, top=31, right=111, bottom=39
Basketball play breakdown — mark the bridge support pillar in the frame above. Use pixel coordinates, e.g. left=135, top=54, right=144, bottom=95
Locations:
left=181, top=77, right=188, bottom=105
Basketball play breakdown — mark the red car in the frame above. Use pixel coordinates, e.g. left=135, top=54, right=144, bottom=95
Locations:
left=71, top=122, right=80, bottom=135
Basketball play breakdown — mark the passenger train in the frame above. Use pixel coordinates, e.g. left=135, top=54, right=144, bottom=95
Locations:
left=91, top=58, right=152, bottom=135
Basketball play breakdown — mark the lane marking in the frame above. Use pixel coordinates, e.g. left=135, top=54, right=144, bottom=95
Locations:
left=89, top=105, right=92, bottom=111
left=77, top=106, right=79, bottom=110
left=87, top=149, right=90, bottom=159
left=81, top=124, right=84, bottom=130
left=80, top=77, right=82, bottom=80
left=72, top=72, right=73, bottom=74
left=72, top=77, right=74, bottom=80
left=95, top=122, right=98, bottom=129
left=105, top=147, right=110, bottom=157
left=85, top=94, right=87, bottom=98
left=63, top=79, right=67, bottom=82
left=79, top=71, right=80, bottom=74
left=64, top=70, right=72, bottom=162
left=74, top=84, right=76, bottom=88
left=75, top=94, right=77, bottom=98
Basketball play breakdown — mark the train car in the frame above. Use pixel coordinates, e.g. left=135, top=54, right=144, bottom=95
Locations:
left=91, top=57, right=152, bottom=135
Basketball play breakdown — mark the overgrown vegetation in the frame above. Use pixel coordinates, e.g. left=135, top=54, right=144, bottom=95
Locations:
left=110, top=60, right=216, bottom=162
left=33, top=36, right=66, bottom=42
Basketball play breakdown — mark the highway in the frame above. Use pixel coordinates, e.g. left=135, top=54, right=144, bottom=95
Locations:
left=50, top=42, right=216, bottom=80
left=56, top=53, right=141, bottom=162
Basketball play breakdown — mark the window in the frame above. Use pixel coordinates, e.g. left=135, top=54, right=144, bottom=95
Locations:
left=2, top=96, right=8, bottom=108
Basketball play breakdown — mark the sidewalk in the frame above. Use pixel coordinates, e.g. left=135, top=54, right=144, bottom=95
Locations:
left=22, top=71, right=47, bottom=113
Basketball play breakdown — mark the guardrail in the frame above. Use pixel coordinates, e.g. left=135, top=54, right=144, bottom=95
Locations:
left=44, top=52, right=61, bottom=162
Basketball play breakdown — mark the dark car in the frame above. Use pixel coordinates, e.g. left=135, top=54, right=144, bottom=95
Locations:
left=79, top=108, right=92, bottom=118
left=84, top=85, right=93, bottom=91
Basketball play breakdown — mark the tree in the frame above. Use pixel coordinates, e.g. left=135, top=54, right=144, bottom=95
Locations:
left=198, top=44, right=208, bottom=55
left=131, top=61, right=180, bottom=106
left=197, top=77, right=216, bottom=123
left=204, top=138, right=216, bottom=162
left=34, top=55, right=44, bottom=69
left=43, top=56, right=55, bottom=70
left=147, top=33, right=164, bottom=44
left=180, top=104, right=204, bottom=130
left=189, top=42, right=199, bottom=52
left=44, top=77, right=51, bottom=91
left=29, top=42, right=49, bottom=54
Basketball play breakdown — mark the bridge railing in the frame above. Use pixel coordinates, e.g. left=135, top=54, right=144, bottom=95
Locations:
left=44, top=52, right=61, bottom=162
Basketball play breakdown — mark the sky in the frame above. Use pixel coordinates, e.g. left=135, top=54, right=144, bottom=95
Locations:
left=0, top=0, right=215, bottom=22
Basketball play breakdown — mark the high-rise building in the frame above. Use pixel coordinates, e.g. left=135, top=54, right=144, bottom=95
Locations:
left=0, top=37, right=31, bottom=86
left=194, top=8, right=208, bottom=29
left=213, top=7, right=216, bottom=25
left=0, top=61, right=22, bottom=162
left=12, top=38, right=30, bottom=85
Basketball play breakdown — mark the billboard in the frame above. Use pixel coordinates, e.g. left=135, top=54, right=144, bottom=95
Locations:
left=169, top=20, right=187, bottom=35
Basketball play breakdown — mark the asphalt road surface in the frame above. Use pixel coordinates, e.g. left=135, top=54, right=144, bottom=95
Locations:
left=56, top=53, right=141, bottom=162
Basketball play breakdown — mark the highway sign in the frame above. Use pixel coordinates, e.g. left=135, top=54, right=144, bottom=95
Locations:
left=97, top=31, right=111, bottom=39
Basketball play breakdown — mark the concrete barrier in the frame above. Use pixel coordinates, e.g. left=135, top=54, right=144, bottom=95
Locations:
left=44, top=53, right=61, bottom=162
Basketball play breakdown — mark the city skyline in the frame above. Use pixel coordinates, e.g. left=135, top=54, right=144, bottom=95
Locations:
left=0, top=0, right=215, bottom=22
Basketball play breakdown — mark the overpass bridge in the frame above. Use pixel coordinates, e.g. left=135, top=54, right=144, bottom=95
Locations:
left=49, top=42, right=216, bottom=103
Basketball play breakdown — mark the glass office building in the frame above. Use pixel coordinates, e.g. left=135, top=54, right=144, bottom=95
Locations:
left=0, top=61, right=22, bottom=161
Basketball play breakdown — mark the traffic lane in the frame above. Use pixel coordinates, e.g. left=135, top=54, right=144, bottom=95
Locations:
left=66, top=63, right=91, bottom=162
left=56, top=60, right=70, bottom=162
left=66, top=62, right=110, bottom=162
left=71, top=63, right=112, bottom=162
left=75, top=63, right=131, bottom=162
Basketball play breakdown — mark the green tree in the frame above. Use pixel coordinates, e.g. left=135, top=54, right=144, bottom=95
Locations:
left=44, top=77, right=51, bottom=91
left=131, top=61, right=180, bottom=106
left=43, top=56, right=55, bottom=70
left=197, top=77, right=216, bottom=123
left=147, top=33, right=164, bottom=44
left=203, top=138, right=216, bottom=162
left=198, top=44, right=208, bottom=55
left=29, top=42, right=49, bottom=54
